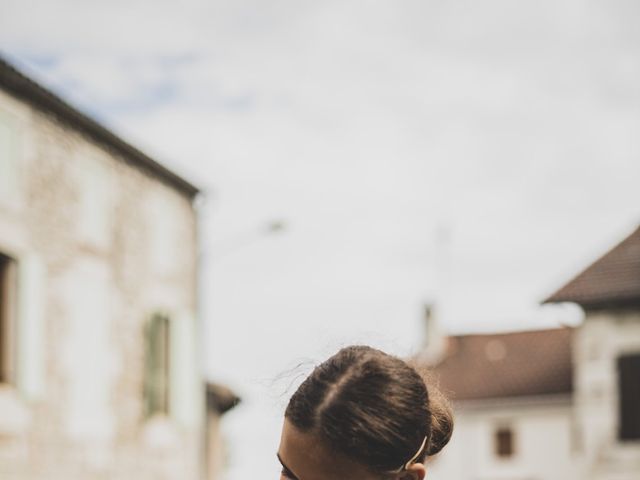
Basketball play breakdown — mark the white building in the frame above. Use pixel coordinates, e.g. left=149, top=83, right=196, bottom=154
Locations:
left=0, top=56, right=237, bottom=479
left=423, top=225, right=640, bottom=480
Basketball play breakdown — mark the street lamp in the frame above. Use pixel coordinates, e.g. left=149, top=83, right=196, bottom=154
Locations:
left=210, top=219, right=288, bottom=260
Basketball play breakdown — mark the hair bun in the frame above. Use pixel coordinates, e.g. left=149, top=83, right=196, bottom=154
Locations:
left=407, top=361, right=454, bottom=456
left=426, top=388, right=453, bottom=455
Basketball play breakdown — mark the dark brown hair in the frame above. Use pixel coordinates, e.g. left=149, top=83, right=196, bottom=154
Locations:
left=285, top=345, right=453, bottom=473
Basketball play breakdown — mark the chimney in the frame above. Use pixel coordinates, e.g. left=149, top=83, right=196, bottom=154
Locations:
left=419, top=302, right=447, bottom=365
left=418, top=222, right=452, bottom=364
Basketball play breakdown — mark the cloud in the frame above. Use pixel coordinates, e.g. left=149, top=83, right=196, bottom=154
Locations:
left=4, top=0, right=639, bottom=372
left=3, top=2, right=640, bottom=479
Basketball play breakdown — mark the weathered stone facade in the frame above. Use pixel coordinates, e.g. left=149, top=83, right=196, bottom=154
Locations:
left=0, top=74, right=203, bottom=479
left=574, top=309, right=640, bottom=479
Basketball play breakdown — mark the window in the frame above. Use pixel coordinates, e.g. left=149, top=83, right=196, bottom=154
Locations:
left=144, top=314, right=171, bottom=417
left=143, top=311, right=201, bottom=427
left=617, top=353, right=640, bottom=441
left=0, top=110, right=20, bottom=203
left=495, top=426, right=515, bottom=458
left=0, top=252, right=17, bottom=384
left=76, top=159, right=110, bottom=248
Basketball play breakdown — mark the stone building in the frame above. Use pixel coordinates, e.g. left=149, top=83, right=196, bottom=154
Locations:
left=420, top=225, right=640, bottom=480
left=544, top=224, right=640, bottom=480
left=0, top=56, right=236, bottom=479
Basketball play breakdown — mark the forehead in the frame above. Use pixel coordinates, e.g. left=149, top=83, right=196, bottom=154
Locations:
left=278, top=419, right=382, bottom=480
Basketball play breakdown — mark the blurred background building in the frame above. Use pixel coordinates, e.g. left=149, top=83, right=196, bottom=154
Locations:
left=1, top=1, right=640, bottom=479
left=0, top=57, right=237, bottom=480
left=421, top=226, right=640, bottom=480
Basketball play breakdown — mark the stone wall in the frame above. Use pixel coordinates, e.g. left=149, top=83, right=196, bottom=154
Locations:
left=575, top=309, right=640, bottom=480
left=0, top=88, right=203, bottom=480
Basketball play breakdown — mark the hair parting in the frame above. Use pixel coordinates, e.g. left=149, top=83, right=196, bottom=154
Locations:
left=284, top=345, right=454, bottom=473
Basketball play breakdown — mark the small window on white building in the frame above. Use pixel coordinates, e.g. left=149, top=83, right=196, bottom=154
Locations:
left=617, top=353, right=640, bottom=441
left=0, top=252, right=17, bottom=384
left=144, top=314, right=171, bottom=417
left=494, top=426, right=515, bottom=458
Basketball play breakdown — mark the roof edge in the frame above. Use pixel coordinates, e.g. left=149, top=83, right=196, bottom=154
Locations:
left=453, top=393, right=573, bottom=411
left=0, top=55, right=200, bottom=199
left=541, top=224, right=640, bottom=306
left=545, top=297, right=640, bottom=312
left=206, top=382, right=241, bottom=415
left=444, top=325, right=574, bottom=341
left=540, top=225, right=640, bottom=310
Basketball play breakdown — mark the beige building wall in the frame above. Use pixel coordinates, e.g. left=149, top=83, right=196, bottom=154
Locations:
left=575, top=310, right=640, bottom=480
left=426, top=310, right=640, bottom=480
left=0, top=87, right=204, bottom=480
left=428, top=397, right=578, bottom=480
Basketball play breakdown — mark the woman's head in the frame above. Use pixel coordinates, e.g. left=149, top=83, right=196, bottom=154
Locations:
left=277, top=345, right=453, bottom=480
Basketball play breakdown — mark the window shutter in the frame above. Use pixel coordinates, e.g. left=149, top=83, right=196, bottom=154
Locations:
left=169, top=311, right=201, bottom=429
left=618, top=354, right=640, bottom=440
left=16, top=254, right=45, bottom=401
left=0, top=111, right=19, bottom=202
left=144, top=314, right=170, bottom=417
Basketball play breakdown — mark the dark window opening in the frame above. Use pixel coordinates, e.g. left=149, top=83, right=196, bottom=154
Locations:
left=618, top=353, right=640, bottom=441
left=495, top=426, right=515, bottom=458
left=0, top=252, right=17, bottom=384
left=144, top=314, right=170, bottom=417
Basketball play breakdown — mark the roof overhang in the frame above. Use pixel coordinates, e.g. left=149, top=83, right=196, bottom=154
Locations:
left=206, top=383, right=240, bottom=415
left=453, top=393, right=573, bottom=412
left=0, top=55, right=200, bottom=200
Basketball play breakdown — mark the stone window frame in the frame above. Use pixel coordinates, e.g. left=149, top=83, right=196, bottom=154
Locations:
left=0, top=250, right=18, bottom=385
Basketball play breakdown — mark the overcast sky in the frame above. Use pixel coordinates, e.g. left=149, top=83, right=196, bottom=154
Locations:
left=2, top=1, right=640, bottom=478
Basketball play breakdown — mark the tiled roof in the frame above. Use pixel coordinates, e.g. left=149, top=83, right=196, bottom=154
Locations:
left=427, top=328, right=573, bottom=401
left=206, top=383, right=240, bottom=414
left=0, top=55, right=199, bottom=199
left=544, top=225, right=640, bottom=310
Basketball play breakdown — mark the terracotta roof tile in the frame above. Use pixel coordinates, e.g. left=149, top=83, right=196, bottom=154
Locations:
left=426, top=328, right=573, bottom=401
left=544, top=225, right=640, bottom=310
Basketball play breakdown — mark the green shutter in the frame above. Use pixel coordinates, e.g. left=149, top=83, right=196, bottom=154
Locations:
left=0, top=111, right=19, bottom=200
left=144, top=314, right=170, bottom=416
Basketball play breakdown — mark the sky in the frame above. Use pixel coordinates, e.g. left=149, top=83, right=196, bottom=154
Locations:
left=2, top=1, right=640, bottom=478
